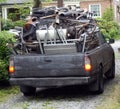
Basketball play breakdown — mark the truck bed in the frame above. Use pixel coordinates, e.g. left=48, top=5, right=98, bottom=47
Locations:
left=10, top=53, right=87, bottom=78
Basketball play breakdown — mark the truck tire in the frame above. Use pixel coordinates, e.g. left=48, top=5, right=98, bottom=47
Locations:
left=20, top=86, right=36, bottom=96
left=105, top=58, right=115, bottom=79
left=89, top=66, right=104, bottom=94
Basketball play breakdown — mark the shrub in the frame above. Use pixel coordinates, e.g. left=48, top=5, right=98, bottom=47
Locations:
left=2, top=19, right=14, bottom=30
left=97, top=8, right=120, bottom=39
left=2, top=19, right=26, bottom=30
left=0, top=60, right=8, bottom=80
left=97, top=19, right=120, bottom=39
left=13, top=20, right=26, bottom=27
left=0, top=31, right=15, bottom=80
left=102, top=8, right=114, bottom=21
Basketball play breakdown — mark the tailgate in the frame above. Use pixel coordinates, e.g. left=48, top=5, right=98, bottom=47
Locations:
left=11, top=54, right=85, bottom=78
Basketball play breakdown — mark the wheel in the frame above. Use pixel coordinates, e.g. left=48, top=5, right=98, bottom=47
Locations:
left=105, top=58, right=115, bottom=79
left=20, top=86, right=36, bottom=96
left=89, top=66, right=104, bottom=94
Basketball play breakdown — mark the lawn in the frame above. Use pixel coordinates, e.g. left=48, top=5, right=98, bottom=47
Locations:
left=0, top=86, right=19, bottom=103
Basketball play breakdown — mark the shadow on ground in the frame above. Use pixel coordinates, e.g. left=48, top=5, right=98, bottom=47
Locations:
left=20, top=78, right=115, bottom=101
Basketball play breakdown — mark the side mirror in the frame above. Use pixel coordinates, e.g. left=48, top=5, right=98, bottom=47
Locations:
left=109, top=39, right=115, bottom=44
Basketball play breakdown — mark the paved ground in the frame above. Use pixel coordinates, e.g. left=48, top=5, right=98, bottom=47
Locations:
left=0, top=41, right=120, bottom=109
left=111, top=40, right=120, bottom=74
left=111, top=40, right=120, bottom=53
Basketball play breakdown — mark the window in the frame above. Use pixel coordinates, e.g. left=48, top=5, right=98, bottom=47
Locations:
left=89, top=4, right=101, bottom=17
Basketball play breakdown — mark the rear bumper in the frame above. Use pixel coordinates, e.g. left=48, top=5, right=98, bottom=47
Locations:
left=10, top=77, right=94, bottom=87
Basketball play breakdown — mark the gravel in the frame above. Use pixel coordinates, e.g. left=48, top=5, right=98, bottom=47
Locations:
left=0, top=41, right=120, bottom=109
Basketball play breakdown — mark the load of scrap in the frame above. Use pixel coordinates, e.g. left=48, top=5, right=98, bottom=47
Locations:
left=8, top=6, right=99, bottom=55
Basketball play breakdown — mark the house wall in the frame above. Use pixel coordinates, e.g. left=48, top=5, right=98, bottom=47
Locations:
left=115, top=1, right=120, bottom=24
left=64, top=0, right=80, bottom=7
left=80, top=0, right=112, bottom=17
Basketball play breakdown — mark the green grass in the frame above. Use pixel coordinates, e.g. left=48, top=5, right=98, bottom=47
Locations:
left=0, top=86, right=19, bottom=103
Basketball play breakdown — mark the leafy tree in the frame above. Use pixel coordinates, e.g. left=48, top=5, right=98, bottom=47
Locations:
left=102, top=8, right=114, bottom=21
left=0, top=31, right=15, bottom=80
left=97, top=8, right=120, bottom=39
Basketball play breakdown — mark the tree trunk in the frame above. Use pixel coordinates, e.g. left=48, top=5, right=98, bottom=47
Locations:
left=110, top=0, right=112, bottom=8
left=33, top=0, right=42, bottom=9
left=57, top=0, right=63, bottom=7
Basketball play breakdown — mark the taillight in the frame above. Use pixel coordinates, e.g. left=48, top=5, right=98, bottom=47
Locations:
left=84, top=55, right=92, bottom=72
left=9, top=60, right=14, bottom=74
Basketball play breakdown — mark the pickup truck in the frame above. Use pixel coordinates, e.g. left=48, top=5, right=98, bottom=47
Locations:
left=8, top=8, right=115, bottom=96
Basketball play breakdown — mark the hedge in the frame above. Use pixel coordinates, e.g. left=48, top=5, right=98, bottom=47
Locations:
left=0, top=31, right=15, bottom=80
left=96, top=8, right=120, bottom=39
left=2, top=19, right=25, bottom=30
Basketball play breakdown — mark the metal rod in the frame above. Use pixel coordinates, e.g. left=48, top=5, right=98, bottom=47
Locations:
left=82, top=33, right=87, bottom=53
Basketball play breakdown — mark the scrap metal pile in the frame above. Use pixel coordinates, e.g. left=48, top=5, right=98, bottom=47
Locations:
left=9, top=7, right=100, bottom=55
